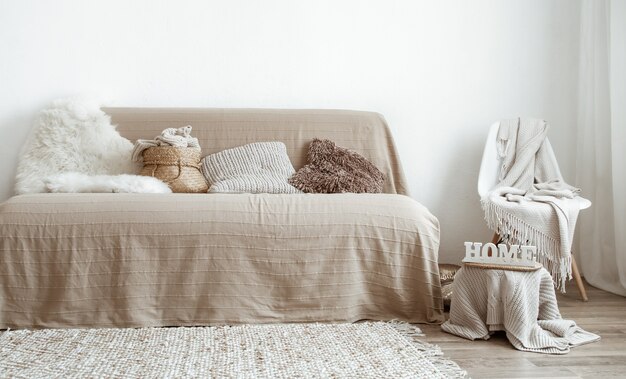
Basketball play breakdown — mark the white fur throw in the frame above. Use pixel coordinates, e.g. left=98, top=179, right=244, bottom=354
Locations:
left=15, top=99, right=152, bottom=194
left=201, top=142, right=301, bottom=194
left=45, top=173, right=172, bottom=194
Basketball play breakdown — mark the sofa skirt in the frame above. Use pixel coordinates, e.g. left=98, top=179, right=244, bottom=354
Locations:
left=0, top=193, right=444, bottom=328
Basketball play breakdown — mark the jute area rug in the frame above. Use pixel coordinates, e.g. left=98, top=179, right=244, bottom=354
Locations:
left=0, top=322, right=466, bottom=378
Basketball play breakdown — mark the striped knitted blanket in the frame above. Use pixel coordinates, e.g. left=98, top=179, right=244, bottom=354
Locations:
left=481, top=118, right=584, bottom=290
left=441, top=266, right=600, bottom=354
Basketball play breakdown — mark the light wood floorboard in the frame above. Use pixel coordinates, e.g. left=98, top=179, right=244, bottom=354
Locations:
left=421, top=281, right=626, bottom=379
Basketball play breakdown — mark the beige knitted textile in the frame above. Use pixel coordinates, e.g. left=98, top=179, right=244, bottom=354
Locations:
left=441, top=266, right=600, bottom=354
left=0, top=323, right=466, bottom=378
left=201, top=141, right=301, bottom=194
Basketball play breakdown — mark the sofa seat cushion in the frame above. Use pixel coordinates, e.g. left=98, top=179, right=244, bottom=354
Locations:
left=0, top=193, right=443, bottom=328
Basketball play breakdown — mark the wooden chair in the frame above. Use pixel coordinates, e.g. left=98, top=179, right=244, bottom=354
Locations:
left=477, top=122, right=591, bottom=301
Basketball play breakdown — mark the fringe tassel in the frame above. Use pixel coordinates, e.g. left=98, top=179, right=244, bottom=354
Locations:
left=481, top=199, right=572, bottom=292
left=0, top=328, right=11, bottom=343
left=387, top=321, right=468, bottom=379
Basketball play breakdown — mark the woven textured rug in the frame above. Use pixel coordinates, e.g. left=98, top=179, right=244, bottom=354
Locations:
left=0, top=322, right=466, bottom=378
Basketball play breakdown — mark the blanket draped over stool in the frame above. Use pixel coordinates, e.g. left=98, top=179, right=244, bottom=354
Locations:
left=441, top=266, right=600, bottom=354
left=481, top=118, right=586, bottom=290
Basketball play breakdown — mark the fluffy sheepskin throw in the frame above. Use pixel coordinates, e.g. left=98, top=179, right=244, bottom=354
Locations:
left=289, top=138, right=385, bottom=193
left=14, top=99, right=168, bottom=194
left=44, top=173, right=172, bottom=193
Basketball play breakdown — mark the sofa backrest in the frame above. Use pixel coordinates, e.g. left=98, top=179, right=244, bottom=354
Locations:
left=105, top=108, right=409, bottom=195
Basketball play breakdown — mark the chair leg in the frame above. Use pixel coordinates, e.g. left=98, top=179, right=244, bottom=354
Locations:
left=571, top=256, right=588, bottom=302
left=491, top=232, right=500, bottom=244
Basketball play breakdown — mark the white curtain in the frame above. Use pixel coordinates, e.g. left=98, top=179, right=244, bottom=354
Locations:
left=576, top=0, right=626, bottom=296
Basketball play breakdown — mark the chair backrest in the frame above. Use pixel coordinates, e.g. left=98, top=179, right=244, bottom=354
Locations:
left=477, top=122, right=502, bottom=198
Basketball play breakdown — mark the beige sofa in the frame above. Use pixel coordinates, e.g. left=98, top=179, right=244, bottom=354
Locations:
left=0, top=108, right=444, bottom=328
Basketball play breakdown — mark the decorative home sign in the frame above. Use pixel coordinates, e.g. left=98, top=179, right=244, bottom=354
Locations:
left=462, top=242, right=538, bottom=268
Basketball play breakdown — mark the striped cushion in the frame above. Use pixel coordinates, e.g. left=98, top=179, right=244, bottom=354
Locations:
left=200, top=142, right=301, bottom=194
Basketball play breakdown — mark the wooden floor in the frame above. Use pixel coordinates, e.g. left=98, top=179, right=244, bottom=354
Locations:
left=421, top=281, right=626, bottom=379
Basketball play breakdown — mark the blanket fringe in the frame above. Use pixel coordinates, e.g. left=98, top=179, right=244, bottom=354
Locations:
left=481, top=199, right=572, bottom=292
left=387, top=321, right=468, bottom=378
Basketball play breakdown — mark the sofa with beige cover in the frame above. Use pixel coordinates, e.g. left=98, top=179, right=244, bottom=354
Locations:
left=0, top=108, right=443, bottom=328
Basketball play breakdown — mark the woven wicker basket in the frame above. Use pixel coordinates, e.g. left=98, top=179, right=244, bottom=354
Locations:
left=140, top=147, right=208, bottom=193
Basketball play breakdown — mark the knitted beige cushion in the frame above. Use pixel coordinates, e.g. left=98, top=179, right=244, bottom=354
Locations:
left=200, top=142, right=301, bottom=194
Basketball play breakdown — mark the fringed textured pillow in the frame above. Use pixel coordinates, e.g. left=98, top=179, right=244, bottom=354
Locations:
left=289, top=138, right=385, bottom=193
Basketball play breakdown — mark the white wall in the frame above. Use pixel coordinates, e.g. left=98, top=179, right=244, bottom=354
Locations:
left=0, top=0, right=581, bottom=263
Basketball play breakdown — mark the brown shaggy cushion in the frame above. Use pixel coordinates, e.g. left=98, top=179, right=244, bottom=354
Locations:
left=289, top=138, right=385, bottom=193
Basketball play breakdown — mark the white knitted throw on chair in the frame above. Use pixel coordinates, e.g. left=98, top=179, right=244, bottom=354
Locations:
left=481, top=118, right=586, bottom=290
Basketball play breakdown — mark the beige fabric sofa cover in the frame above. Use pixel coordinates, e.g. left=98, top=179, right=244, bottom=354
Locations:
left=0, top=109, right=444, bottom=328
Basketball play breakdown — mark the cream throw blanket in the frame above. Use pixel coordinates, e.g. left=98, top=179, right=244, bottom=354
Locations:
left=441, top=266, right=600, bottom=354
left=481, top=118, right=586, bottom=290
left=132, top=126, right=200, bottom=162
